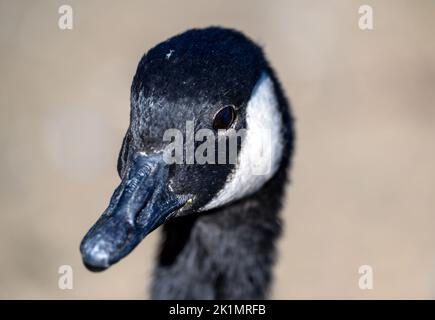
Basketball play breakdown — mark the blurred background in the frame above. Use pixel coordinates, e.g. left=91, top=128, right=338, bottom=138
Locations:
left=1, top=0, right=435, bottom=299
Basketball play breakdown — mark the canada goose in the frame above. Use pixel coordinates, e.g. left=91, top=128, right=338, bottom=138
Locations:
left=80, top=27, right=295, bottom=299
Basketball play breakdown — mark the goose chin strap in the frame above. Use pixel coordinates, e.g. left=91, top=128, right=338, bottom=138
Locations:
left=80, top=152, right=190, bottom=271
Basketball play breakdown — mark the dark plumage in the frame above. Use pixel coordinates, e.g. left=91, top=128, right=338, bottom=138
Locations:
left=81, top=27, right=294, bottom=299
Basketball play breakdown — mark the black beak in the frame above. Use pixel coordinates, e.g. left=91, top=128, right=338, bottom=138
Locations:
left=80, top=152, right=189, bottom=271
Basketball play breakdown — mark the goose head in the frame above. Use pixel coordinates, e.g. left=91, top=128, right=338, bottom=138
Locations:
left=80, top=27, right=290, bottom=271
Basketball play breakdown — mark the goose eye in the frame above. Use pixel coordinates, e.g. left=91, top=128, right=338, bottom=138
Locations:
left=213, top=105, right=236, bottom=130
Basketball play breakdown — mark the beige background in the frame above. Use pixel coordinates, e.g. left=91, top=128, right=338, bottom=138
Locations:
left=1, top=0, right=435, bottom=299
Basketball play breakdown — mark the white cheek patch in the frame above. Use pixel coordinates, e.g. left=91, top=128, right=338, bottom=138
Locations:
left=201, top=73, right=283, bottom=211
